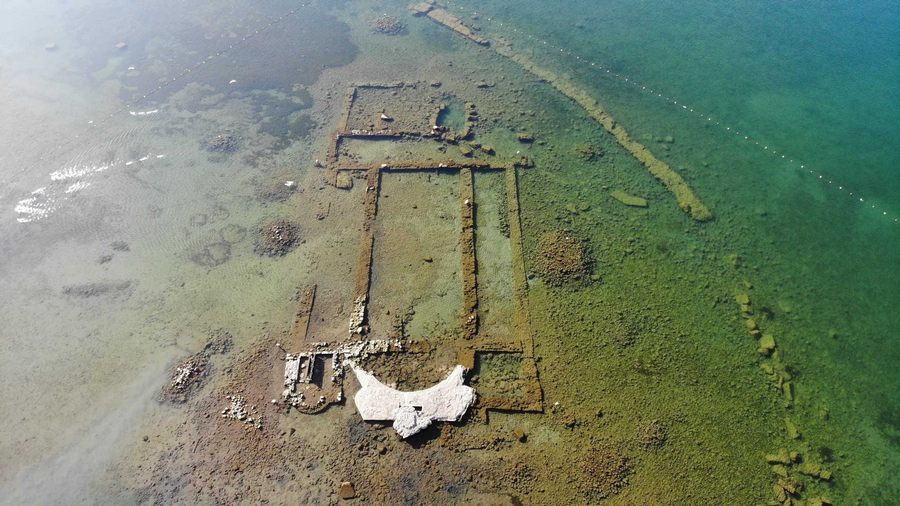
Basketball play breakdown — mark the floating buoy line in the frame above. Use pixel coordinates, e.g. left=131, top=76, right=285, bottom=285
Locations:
left=442, top=2, right=897, bottom=225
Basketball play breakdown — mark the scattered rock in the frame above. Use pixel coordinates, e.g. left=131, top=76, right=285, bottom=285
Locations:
left=339, top=481, right=356, bottom=499
left=610, top=190, right=648, bottom=208
left=255, top=218, right=301, bottom=257
left=204, top=133, right=239, bottom=153
left=221, top=394, right=261, bottom=429
left=160, top=330, right=231, bottom=404
left=372, top=15, right=404, bottom=35
left=516, top=132, right=534, bottom=143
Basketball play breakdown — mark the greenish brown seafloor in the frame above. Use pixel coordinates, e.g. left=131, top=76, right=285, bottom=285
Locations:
left=95, top=2, right=896, bottom=504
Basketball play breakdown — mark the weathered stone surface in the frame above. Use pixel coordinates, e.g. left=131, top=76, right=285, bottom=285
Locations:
left=757, top=333, right=776, bottom=355
left=351, top=364, right=476, bottom=438
left=610, top=190, right=648, bottom=208
left=339, top=481, right=356, bottom=499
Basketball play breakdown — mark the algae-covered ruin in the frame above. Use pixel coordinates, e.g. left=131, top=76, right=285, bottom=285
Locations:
left=2, top=0, right=898, bottom=505
left=279, top=79, right=544, bottom=434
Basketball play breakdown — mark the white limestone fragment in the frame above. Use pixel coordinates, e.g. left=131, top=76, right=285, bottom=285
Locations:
left=351, top=364, right=476, bottom=438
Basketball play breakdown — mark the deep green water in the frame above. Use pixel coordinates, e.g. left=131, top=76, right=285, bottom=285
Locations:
left=448, top=0, right=900, bottom=501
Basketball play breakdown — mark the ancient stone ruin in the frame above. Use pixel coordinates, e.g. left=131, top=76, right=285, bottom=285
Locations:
left=275, top=80, right=544, bottom=437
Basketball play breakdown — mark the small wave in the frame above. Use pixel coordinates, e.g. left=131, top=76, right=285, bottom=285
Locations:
left=128, top=109, right=159, bottom=116
left=15, top=153, right=163, bottom=223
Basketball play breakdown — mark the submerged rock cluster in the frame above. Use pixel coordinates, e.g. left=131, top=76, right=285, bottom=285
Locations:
left=636, top=419, right=669, bottom=449
left=160, top=330, right=232, bottom=403
left=533, top=229, right=592, bottom=286
left=581, top=443, right=632, bottom=500
left=255, top=218, right=301, bottom=256
left=372, top=15, right=404, bottom=35
left=204, top=133, right=239, bottom=153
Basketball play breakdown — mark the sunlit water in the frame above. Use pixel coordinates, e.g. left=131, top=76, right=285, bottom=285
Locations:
left=0, top=0, right=896, bottom=503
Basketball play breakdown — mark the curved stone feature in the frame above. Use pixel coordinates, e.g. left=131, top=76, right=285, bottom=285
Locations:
left=350, top=364, right=476, bottom=438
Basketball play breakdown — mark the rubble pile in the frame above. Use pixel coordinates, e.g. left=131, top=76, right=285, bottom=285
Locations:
left=221, top=394, right=262, bottom=429
left=372, top=15, right=404, bottom=35
left=533, top=229, right=593, bottom=286
left=255, top=218, right=301, bottom=256
left=581, top=443, right=632, bottom=500
left=204, top=133, right=239, bottom=153
left=636, top=419, right=668, bottom=449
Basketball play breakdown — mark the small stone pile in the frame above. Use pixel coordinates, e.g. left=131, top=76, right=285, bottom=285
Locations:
left=171, top=360, right=203, bottom=391
left=581, top=443, right=632, bottom=500
left=575, top=143, right=604, bottom=161
left=160, top=330, right=231, bottom=403
left=533, top=229, right=592, bottom=286
left=222, top=394, right=262, bottom=429
left=372, top=15, right=404, bottom=35
left=255, top=218, right=301, bottom=256
left=636, top=419, right=668, bottom=449
left=205, top=133, right=239, bottom=153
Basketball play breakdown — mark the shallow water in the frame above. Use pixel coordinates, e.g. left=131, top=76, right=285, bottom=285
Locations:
left=0, top=0, right=897, bottom=504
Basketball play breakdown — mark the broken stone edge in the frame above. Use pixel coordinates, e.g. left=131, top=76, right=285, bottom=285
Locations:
left=350, top=363, right=476, bottom=438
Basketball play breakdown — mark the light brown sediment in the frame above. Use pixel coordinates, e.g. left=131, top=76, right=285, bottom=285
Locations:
left=505, top=167, right=534, bottom=356
left=350, top=167, right=381, bottom=337
left=459, top=168, right=478, bottom=338
left=288, top=285, right=317, bottom=348
left=336, top=87, right=356, bottom=132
